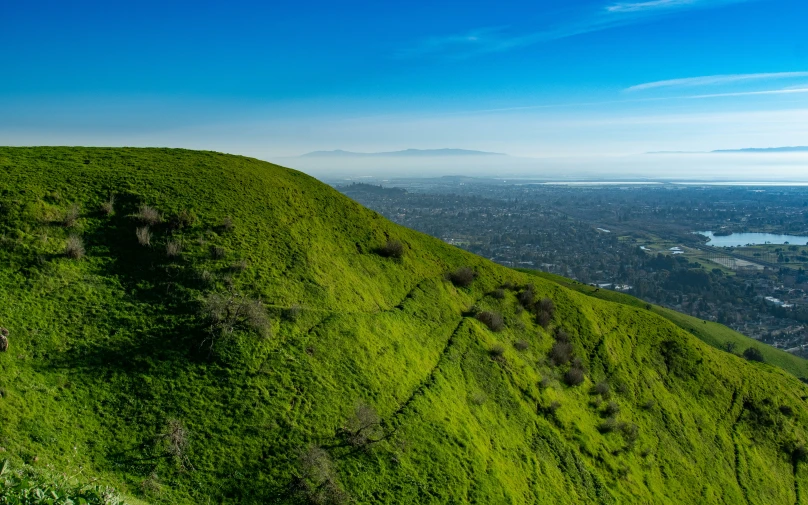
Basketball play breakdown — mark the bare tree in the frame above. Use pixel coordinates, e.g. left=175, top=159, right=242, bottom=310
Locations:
left=201, top=287, right=271, bottom=350
left=298, top=446, right=349, bottom=504
left=342, top=403, right=383, bottom=448
left=159, top=418, right=192, bottom=471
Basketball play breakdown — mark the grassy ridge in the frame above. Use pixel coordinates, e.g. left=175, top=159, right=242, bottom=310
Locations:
left=526, top=270, right=808, bottom=379
left=1, top=147, right=808, bottom=504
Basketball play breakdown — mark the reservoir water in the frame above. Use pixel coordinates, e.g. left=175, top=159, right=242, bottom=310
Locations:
left=698, top=231, right=808, bottom=247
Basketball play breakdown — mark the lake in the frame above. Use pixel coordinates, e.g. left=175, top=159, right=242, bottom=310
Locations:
left=697, top=231, right=808, bottom=247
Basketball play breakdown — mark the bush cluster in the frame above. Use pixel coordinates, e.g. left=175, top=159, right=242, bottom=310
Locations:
left=137, top=205, right=161, bottom=225
left=201, top=288, right=271, bottom=348
left=489, top=344, right=506, bottom=359
left=64, top=234, right=85, bottom=259
left=62, top=203, right=80, bottom=228
left=100, top=194, right=115, bottom=216
left=476, top=311, right=504, bottom=332
left=298, top=446, right=349, bottom=504
left=378, top=238, right=405, bottom=259
left=136, top=226, right=152, bottom=246
left=341, top=403, right=383, bottom=449
left=514, top=285, right=556, bottom=327
left=564, top=364, right=585, bottom=386
left=447, top=267, right=476, bottom=287
left=743, top=347, right=765, bottom=363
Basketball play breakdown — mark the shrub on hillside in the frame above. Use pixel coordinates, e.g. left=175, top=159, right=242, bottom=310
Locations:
left=0, top=327, right=8, bottom=353
left=543, top=401, right=561, bottom=417
left=536, top=297, right=555, bottom=328
left=598, top=417, right=618, bottom=433
left=539, top=297, right=555, bottom=317
left=230, top=259, right=248, bottom=272
left=476, top=311, right=504, bottom=332
left=210, top=245, right=226, bottom=259
left=743, top=347, right=765, bottom=363
left=202, top=289, right=271, bottom=345
left=136, top=226, right=152, bottom=246
left=791, top=443, right=808, bottom=463
left=298, top=446, right=349, bottom=505
left=619, top=422, right=640, bottom=446
left=62, top=203, right=80, bottom=227
left=342, top=403, right=383, bottom=449
left=489, top=344, right=506, bottom=359
left=537, top=310, right=552, bottom=328
left=170, top=209, right=196, bottom=230
left=378, top=239, right=404, bottom=259
left=220, top=216, right=235, bottom=232
left=564, top=366, right=585, bottom=386
left=159, top=418, right=191, bottom=470
left=549, top=341, right=573, bottom=366
left=592, top=382, right=610, bottom=397
left=514, top=339, right=529, bottom=351
left=100, top=194, right=115, bottom=216
left=137, top=205, right=161, bottom=225
left=166, top=240, right=182, bottom=258
left=554, top=328, right=570, bottom=342
left=517, top=286, right=535, bottom=307
left=447, top=267, right=476, bottom=287
left=604, top=401, right=621, bottom=417
left=491, top=288, right=505, bottom=299
left=64, top=234, right=85, bottom=259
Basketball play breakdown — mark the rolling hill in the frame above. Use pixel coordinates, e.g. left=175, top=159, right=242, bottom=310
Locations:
left=1, top=147, right=808, bottom=504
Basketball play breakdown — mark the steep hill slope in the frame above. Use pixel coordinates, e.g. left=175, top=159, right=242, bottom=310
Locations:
left=1, top=147, right=808, bottom=504
left=527, top=270, right=808, bottom=380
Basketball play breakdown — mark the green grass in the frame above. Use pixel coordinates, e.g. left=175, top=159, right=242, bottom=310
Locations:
left=524, top=270, right=808, bottom=379
left=1, top=147, right=808, bottom=504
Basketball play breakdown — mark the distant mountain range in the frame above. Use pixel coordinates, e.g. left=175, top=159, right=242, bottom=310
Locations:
left=300, top=148, right=506, bottom=158
left=711, top=146, right=808, bottom=153
left=647, top=146, right=808, bottom=154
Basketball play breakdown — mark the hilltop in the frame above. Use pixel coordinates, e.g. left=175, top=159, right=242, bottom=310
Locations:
left=1, top=147, right=808, bottom=504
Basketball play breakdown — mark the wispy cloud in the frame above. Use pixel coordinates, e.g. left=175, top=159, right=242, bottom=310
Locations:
left=423, top=87, right=808, bottom=118
left=627, top=72, right=808, bottom=92
left=402, top=0, right=756, bottom=58
left=606, top=0, right=700, bottom=13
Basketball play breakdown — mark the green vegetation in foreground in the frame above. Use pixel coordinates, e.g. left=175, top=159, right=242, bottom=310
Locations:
left=527, top=270, right=808, bottom=380
left=0, top=459, right=138, bottom=505
left=2, top=147, right=808, bottom=504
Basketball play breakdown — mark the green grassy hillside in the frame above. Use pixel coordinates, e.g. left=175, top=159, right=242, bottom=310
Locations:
left=2, top=147, right=808, bottom=504
left=527, top=270, right=808, bottom=380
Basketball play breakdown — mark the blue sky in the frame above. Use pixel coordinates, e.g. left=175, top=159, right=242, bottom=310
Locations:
left=2, top=0, right=808, bottom=171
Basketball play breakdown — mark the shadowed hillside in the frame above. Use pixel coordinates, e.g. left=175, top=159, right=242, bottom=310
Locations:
left=1, top=147, right=808, bottom=504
